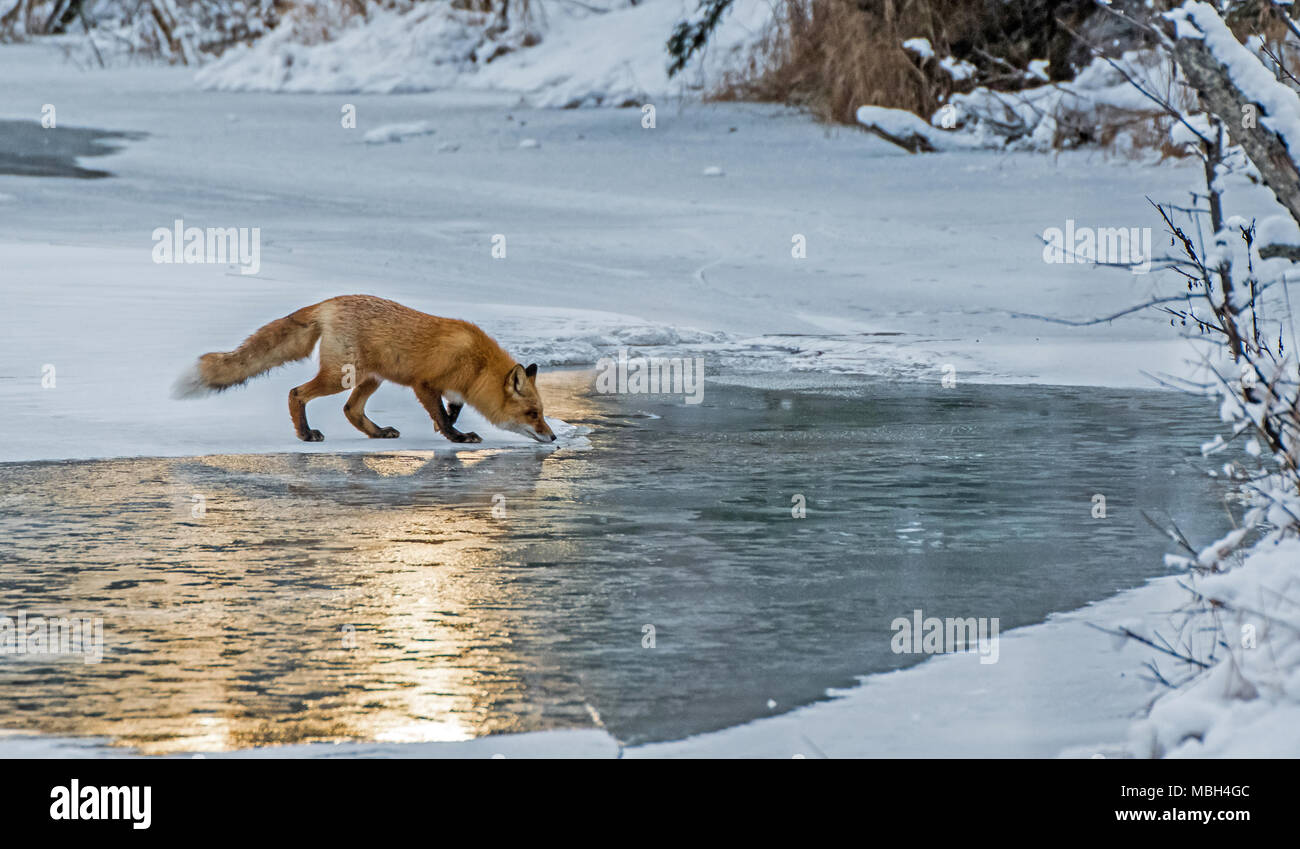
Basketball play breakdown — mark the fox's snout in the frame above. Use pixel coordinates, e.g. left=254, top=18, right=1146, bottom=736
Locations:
left=525, top=419, right=557, bottom=443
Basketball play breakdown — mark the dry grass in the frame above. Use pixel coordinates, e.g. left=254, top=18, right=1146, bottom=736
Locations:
left=713, top=0, right=1105, bottom=126
left=714, top=0, right=1007, bottom=124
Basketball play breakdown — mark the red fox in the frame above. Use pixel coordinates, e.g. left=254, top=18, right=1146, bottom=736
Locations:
left=174, top=295, right=557, bottom=444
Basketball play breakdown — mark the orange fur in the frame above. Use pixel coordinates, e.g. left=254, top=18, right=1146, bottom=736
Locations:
left=176, top=295, right=556, bottom=444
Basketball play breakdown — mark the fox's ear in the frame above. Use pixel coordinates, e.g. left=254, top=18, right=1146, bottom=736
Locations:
left=524, top=363, right=538, bottom=382
left=507, top=363, right=529, bottom=395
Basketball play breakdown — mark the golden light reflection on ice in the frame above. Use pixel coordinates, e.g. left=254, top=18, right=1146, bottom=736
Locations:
left=0, top=370, right=604, bottom=754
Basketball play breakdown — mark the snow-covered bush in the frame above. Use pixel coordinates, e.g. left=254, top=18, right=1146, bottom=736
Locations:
left=941, top=49, right=1194, bottom=154
left=2, top=0, right=282, bottom=62
left=1, top=0, right=535, bottom=66
left=1086, top=0, right=1300, bottom=756
left=194, top=1, right=503, bottom=87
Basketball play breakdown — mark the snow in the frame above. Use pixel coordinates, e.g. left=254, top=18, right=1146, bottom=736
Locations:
left=363, top=121, right=436, bottom=144
left=195, top=0, right=776, bottom=108
left=472, top=0, right=773, bottom=108
left=1128, top=539, right=1300, bottom=758
left=1254, top=213, right=1300, bottom=252
left=0, top=43, right=1213, bottom=464
left=854, top=104, right=982, bottom=151
left=938, top=55, right=977, bottom=82
left=195, top=3, right=494, bottom=94
left=1167, top=1, right=1300, bottom=162
left=902, top=37, right=934, bottom=61
left=944, top=49, right=1184, bottom=152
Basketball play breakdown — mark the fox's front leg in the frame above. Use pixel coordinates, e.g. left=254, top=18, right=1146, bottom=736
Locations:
left=414, top=384, right=481, bottom=443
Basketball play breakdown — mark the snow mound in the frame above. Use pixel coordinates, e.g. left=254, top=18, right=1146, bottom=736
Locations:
left=196, top=4, right=494, bottom=93
left=472, top=0, right=773, bottom=107
left=195, top=0, right=773, bottom=107
left=363, top=121, right=437, bottom=144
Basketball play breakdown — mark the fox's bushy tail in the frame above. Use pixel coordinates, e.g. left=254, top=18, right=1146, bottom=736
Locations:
left=173, top=305, right=322, bottom=398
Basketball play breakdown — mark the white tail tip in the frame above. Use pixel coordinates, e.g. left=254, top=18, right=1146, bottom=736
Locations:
left=171, top=362, right=213, bottom=399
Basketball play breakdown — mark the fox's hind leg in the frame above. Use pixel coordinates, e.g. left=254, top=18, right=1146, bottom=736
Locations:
left=414, top=384, right=481, bottom=444
left=289, top=370, right=348, bottom=442
left=344, top=376, right=399, bottom=438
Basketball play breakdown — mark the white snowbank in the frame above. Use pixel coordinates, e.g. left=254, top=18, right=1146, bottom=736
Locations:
left=196, top=0, right=775, bottom=107
left=196, top=3, right=493, bottom=93
left=473, top=0, right=773, bottom=107
left=1128, top=538, right=1300, bottom=758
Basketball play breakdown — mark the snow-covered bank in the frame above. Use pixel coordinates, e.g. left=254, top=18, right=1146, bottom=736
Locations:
left=1128, top=538, right=1300, bottom=758
left=195, top=0, right=775, bottom=107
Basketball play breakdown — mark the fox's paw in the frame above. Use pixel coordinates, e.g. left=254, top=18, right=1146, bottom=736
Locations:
left=450, top=431, right=482, bottom=444
left=373, top=427, right=400, bottom=439
left=300, top=429, right=325, bottom=442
